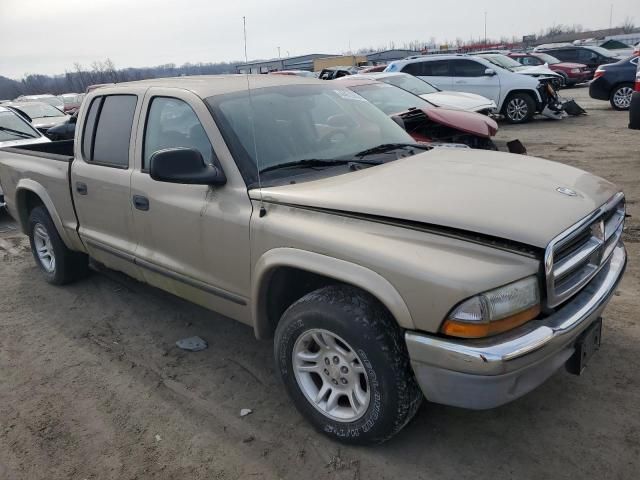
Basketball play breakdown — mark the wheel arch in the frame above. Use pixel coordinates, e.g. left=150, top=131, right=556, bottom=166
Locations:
left=251, top=248, right=415, bottom=339
left=14, top=180, right=74, bottom=248
left=502, top=89, right=540, bottom=112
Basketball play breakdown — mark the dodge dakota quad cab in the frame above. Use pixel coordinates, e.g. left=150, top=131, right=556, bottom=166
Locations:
left=0, top=75, right=627, bottom=444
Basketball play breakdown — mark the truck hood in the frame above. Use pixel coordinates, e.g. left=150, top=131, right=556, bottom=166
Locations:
left=254, top=149, right=619, bottom=248
left=421, top=91, right=495, bottom=112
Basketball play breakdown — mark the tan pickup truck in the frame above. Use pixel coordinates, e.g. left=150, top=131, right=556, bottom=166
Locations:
left=0, top=75, right=627, bottom=444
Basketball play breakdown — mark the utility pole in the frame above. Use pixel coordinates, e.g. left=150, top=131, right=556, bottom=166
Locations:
left=484, top=11, right=487, bottom=45
left=277, top=46, right=281, bottom=59
left=609, top=4, right=613, bottom=29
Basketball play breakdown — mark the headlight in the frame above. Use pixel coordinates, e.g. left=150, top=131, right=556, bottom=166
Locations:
left=571, top=68, right=581, bottom=73
left=441, top=276, right=541, bottom=338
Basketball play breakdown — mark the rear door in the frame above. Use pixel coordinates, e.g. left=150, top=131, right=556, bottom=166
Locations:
left=402, top=60, right=453, bottom=90
left=71, top=89, right=145, bottom=281
left=449, top=59, right=501, bottom=105
left=129, top=88, right=253, bottom=322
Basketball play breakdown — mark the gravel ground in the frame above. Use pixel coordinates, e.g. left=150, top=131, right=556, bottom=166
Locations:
left=0, top=86, right=638, bottom=480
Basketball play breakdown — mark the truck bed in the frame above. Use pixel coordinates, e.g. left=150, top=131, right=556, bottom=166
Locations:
left=0, top=139, right=83, bottom=252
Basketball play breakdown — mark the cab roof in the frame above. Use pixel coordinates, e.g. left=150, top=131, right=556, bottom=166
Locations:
left=101, top=74, right=325, bottom=98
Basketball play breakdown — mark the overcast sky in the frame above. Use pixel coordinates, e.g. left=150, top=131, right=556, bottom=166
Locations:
left=1, top=0, right=639, bottom=79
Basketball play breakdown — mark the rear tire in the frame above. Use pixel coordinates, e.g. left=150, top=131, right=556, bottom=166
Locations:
left=610, top=83, right=634, bottom=111
left=502, top=93, right=536, bottom=124
left=28, top=206, right=88, bottom=285
left=274, top=285, right=423, bottom=445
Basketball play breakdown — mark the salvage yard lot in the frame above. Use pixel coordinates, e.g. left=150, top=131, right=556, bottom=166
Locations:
left=0, top=86, right=638, bottom=480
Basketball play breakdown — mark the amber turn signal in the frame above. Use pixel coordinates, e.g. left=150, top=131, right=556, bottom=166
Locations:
left=441, top=305, right=541, bottom=339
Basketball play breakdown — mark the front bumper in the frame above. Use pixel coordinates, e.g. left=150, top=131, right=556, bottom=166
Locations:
left=406, top=243, right=626, bottom=409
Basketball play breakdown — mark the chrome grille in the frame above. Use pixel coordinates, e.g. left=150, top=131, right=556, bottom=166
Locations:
left=545, top=193, right=625, bottom=308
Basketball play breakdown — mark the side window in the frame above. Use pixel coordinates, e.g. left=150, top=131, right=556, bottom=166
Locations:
left=90, top=95, right=137, bottom=167
left=578, top=49, right=598, bottom=63
left=451, top=60, right=486, bottom=77
left=553, top=49, right=573, bottom=62
left=402, top=60, right=449, bottom=76
left=143, top=97, right=214, bottom=170
left=81, top=96, right=101, bottom=159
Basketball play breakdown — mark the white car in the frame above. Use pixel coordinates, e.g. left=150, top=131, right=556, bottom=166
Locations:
left=0, top=105, right=50, bottom=208
left=3, top=101, right=70, bottom=133
left=340, top=72, right=497, bottom=114
left=385, top=54, right=549, bottom=123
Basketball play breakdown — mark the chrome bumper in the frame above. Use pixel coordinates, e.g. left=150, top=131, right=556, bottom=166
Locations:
left=406, top=243, right=627, bottom=409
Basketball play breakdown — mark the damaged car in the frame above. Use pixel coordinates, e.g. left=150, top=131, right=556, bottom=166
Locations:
left=337, top=77, right=501, bottom=151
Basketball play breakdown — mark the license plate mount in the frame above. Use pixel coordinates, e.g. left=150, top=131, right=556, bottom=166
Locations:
left=566, top=318, right=602, bottom=375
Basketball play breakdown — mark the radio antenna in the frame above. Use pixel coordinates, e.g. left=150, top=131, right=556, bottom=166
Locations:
left=243, top=16, right=265, bottom=217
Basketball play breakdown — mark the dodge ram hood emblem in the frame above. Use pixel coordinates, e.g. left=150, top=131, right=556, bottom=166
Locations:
left=556, top=186, right=577, bottom=197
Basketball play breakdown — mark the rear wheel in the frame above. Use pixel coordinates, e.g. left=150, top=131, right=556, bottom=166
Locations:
left=502, top=93, right=536, bottom=124
left=610, top=83, right=633, bottom=110
left=274, top=285, right=423, bottom=445
left=28, top=206, right=88, bottom=285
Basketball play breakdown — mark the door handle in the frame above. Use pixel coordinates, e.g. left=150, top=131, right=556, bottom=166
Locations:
left=133, top=195, right=149, bottom=211
left=76, top=182, right=88, bottom=195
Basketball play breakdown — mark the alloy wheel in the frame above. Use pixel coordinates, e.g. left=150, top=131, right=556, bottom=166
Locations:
left=292, top=329, right=370, bottom=422
left=506, top=98, right=529, bottom=122
left=613, top=87, right=633, bottom=109
left=33, top=223, right=56, bottom=273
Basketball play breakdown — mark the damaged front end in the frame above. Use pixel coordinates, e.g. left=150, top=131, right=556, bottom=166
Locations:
left=393, top=107, right=526, bottom=154
left=537, top=79, right=586, bottom=120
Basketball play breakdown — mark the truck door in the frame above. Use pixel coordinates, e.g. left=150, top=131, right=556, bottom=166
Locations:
left=71, top=91, right=144, bottom=281
left=129, top=88, right=252, bottom=323
left=449, top=59, right=501, bottom=106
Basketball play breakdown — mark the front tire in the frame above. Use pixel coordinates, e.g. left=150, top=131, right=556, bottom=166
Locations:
left=28, top=206, right=88, bottom=285
left=502, top=93, right=536, bottom=124
left=274, top=285, right=423, bottom=445
left=610, top=83, right=633, bottom=111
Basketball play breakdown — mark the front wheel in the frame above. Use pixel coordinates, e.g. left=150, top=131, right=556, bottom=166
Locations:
left=610, top=83, right=633, bottom=111
left=274, top=285, right=423, bottom=445
left=502, top=93, right=536, bottom=124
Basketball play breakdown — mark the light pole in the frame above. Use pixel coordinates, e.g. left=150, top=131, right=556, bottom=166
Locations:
left=484, top=11, right=487, bottom=45
left=609, top=4, right=613, bottom=29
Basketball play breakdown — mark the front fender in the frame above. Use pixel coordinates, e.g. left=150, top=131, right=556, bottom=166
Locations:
left=251, top=247, right=415, bottom=339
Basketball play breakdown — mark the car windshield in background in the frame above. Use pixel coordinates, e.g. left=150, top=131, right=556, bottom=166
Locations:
left=533, top=53, right=561, bottom=65
left=208, top=84, right=414, bottom=178
left=349, top=82, right=433, bottom=115
left=379, top=74, right=439, bottom=95
left=588, top=46, right=618, bottom=57
left=0, top=110, right=39, bottom=140
left=481, top=55, right=525, bottom=71
left=14, top=102, right=65, bottom=119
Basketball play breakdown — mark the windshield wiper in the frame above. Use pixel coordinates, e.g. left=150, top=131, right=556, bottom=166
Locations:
left=259, top=158, right=382, bottom=174
left=352, top=143, right=431, bottom=158
left=0, top=126, right=37, bottom=139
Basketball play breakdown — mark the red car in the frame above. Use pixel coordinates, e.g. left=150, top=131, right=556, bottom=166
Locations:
left=508, top=52, right=591, bottom=86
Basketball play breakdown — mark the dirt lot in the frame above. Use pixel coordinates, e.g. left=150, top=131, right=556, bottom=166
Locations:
left=1, top=86, right=639, bottom=480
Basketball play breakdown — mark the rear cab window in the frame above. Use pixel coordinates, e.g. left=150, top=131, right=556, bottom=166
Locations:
left=81, top=94, right=138, bottom=168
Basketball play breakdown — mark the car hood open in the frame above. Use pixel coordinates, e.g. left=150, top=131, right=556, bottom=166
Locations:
left=421, top=91, right=495, bottom=112
left=253, top=149, right=619, bottom=248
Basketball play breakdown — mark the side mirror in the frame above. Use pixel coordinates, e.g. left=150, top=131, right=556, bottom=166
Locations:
left=484, top=68, right=496, bottom=76
left=149, top=148, right=226, bottom=186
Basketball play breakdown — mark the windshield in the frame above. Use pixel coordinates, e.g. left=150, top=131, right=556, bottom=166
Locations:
left=0, top=110, right=39, bottom=140
left=208, top=84, right=414, bottom=180
left=39, top=97, right=65, bottom=109
left=532, top=53, right=560, bottom=64
left=588, top=46, right=617, bottom=57
left=481, top=54, right=525, bottom=71
left=348, top=83, right=433, bottom=115
left=13, top=102, right=65, bottom=119
left=379, top=74, right=439, bottom=95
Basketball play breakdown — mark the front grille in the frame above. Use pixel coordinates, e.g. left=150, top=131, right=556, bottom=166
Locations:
left=545, top=193, right=625, bottom=308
